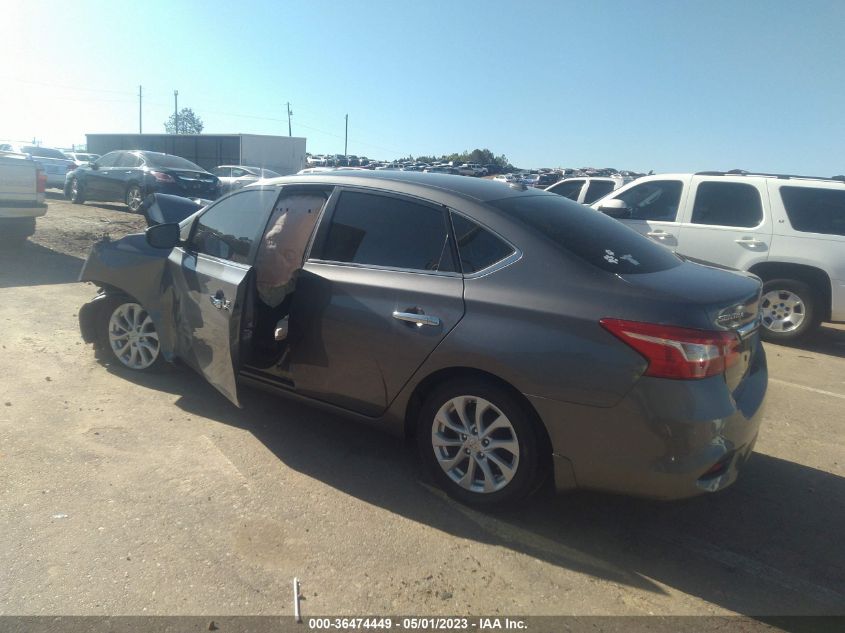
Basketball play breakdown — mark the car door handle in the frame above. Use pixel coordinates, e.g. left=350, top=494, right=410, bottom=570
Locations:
left=392, top=311, right=440, bottom=327
left=735, top=237, right=765, bottom=246
left=210, top=292, right=231, bottom=311
left=647, top=230, right=671, bottom=239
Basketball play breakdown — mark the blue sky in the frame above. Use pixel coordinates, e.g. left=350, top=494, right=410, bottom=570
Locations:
left=2, top=0, right=844, bottom=173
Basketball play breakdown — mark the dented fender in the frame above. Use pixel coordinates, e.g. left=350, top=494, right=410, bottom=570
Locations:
left=79, top=233, right=177, bottom=360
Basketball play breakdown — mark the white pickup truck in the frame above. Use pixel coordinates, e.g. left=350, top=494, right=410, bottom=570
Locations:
left=0, top=151, right=47, bottom=246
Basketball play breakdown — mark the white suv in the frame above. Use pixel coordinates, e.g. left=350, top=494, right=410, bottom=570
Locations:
left=591, top=171, right=845, bottom=342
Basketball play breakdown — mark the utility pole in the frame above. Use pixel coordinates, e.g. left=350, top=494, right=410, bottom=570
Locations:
left=344, top=114, right=348, bottom=157
left=174, top=90, right=179, bottom=134
left=138, top=85, right=143, bottom=134
left=286, top=102, right=292, bottom=136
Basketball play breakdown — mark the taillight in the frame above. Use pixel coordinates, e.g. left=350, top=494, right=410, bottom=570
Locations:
left=36, top=169, right=47, bottom=193
left=150, top=170, right=175, bottom=183
left=600, top=319, right=741, bottom=380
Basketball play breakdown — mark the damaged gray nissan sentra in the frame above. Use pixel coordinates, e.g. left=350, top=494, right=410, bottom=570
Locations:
left=77, top=170, right=767, bottom=508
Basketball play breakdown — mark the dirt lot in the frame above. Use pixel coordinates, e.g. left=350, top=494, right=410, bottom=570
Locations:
left=0, top=193, right=843, bottom=618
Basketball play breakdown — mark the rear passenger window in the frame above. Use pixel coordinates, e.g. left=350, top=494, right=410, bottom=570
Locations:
left=691, top=182, right=763, bottom=228
left=583, top=180, right=617, bottom=204
left=451, top=214, right=515, bottom=273
left=780, top=186, right=845, bottom=236
left=320, top=191, right=457, bottom=273
left=547, top=179, right=585, bottom=200
left=116, top=153, right=141, bottom=168
left=190, top=189, right=279, bottom=264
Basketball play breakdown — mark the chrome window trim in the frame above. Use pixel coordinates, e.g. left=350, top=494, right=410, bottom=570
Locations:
left=305, top=259, right=463, bottom=279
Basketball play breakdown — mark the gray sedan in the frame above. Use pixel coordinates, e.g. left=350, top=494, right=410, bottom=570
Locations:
left=77, top=171, right=767, bottom=507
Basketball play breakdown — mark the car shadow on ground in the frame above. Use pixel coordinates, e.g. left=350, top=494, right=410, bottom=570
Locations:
left=0, top=241, right=83, bottom=288
left=768, top=324, right=845, bottom=360
left=104, top=361, right=845, bottom=619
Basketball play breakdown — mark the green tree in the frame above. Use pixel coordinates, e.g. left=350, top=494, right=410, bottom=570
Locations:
left=164, top=107, right=204, bottom=134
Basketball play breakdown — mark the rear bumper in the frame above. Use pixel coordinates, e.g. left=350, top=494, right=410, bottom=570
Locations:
left=0, top=202, right=47, bottom=219
left=532, top=344, right=768, bottom=500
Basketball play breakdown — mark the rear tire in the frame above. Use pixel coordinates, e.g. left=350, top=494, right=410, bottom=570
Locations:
left=125, top=184, right=143, bottom=212
left=69, top=178, right=85, bottom=204
left=417, top=378, right=542, bottom=509
left=96, top=295, right=163, bottom=371
left=759, top=278, right=820, bottom=343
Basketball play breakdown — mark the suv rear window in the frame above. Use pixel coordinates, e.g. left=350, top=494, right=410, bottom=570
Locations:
left=691, top=182, right=763, bottom=227
left=780, top=186, right=845, bottom=236
left=490, top=194, right=681, bottom=274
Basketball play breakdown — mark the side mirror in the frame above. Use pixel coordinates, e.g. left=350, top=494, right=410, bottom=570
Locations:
left=598, top=199, right=632, bottom=219
left=146, top=222, right=181, bottom=249
left=88, top=162, right=99, bottom=170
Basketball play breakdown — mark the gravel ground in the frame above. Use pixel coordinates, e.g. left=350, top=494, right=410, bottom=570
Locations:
left=0, top=194, right=843, bottom=620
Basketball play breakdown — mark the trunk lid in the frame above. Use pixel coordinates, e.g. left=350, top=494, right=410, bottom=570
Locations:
left=0, top=154, right=38, bottom=201
left=620, top=260, right=762, bottom=391
left=169, top=170, right=218, bottom=196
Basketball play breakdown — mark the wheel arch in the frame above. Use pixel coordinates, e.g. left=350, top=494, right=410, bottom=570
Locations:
left=403, top=366, right=553, bottom=460
left=748, top=261, right=832, bottom=321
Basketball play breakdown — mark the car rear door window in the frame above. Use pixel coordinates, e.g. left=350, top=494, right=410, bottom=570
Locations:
left=691, top=182, right=763, bottom=227
left=547, top=179, right=585, bottom=200
left=96, top=152, right=120, bottom=168
left=491, top=194, right=681, bottom=274
left=450, top=213, right=515, bottom=273
left=583, top=180, right=617, bottom=204
left=613, top=180, right=683, bottom=221
left=115, top=153, right=142, bottom=168
left=780, top=186, right=845, bottom=236
left=319, top=191, right=457, bottom=273
left=189, top=189, right=280, bottom=264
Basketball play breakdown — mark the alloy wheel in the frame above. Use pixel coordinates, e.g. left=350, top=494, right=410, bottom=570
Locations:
left=431, top=396, right=520, bottom=494
left=126, top=186, right=143, bottom=212
left=107, top=302, right=160, bottom=370
left=761, top=289, right=806, bottom=333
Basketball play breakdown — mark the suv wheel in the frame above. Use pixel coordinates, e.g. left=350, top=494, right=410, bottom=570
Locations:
left=98, top=296, right=162, bottom=371
left=417, top=379, right=541, bottom=508
left=760, top=279, right=820, bottom=342
left=125, top=185, right=143, bottom=212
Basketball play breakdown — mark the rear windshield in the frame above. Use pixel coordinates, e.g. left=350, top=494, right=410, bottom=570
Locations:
left=490, top=194, right=682, bottom=274
left=144, top=154, right=204, bottom=171
left=780, top=185, right=845, bottom=236
left=23, top=146, right=67, bottom=160
left=260, top=169, right=281, bottom=178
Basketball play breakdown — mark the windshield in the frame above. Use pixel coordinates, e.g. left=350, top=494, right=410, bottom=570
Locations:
left=144, top=153, right=205, bottom=171
left=490, top=194, right=682, bottom=274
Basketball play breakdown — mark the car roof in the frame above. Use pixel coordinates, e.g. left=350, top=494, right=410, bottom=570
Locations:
left=260, top=169, right=543, bottom=204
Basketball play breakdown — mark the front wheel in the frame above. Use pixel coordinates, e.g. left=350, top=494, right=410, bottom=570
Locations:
left=759, top=279, right=820, bottom=343
left=417, top=379, right=542, bottom=508
left=97, top=296, right=162, bottom=371
left=125, top=184, right=144, bottom=212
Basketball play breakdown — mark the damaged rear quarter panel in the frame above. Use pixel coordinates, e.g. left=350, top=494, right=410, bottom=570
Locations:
left=79, top=233, right=176, bottom=359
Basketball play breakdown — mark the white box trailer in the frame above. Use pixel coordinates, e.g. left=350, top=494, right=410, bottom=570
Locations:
left=86, top=133, right=307, bottom=176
